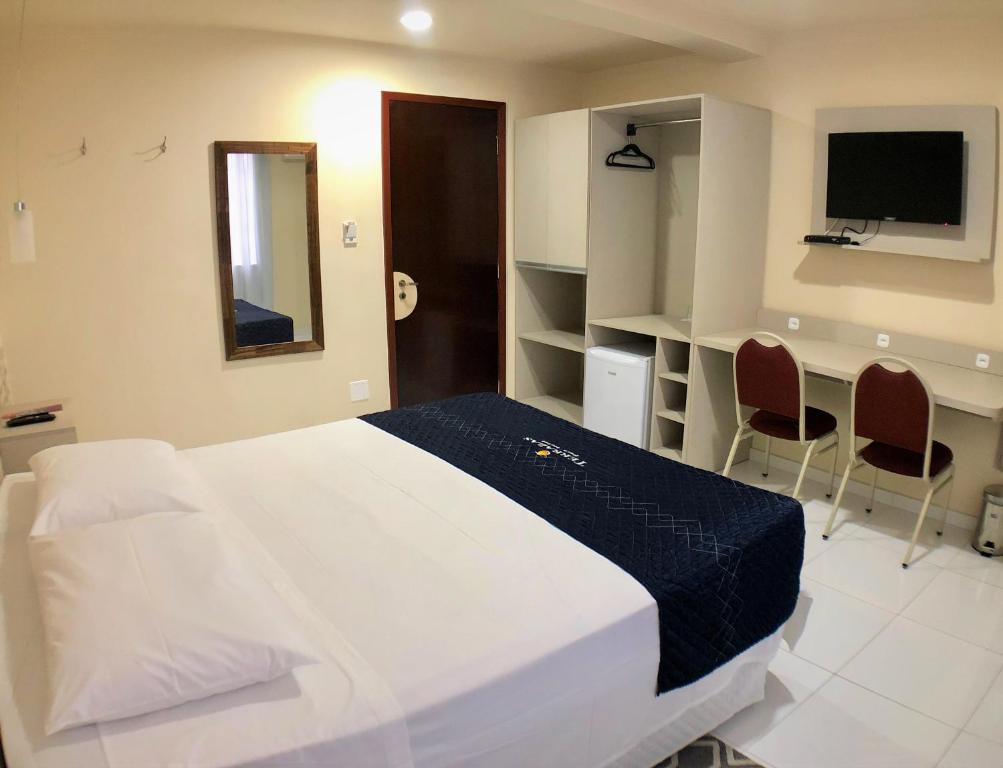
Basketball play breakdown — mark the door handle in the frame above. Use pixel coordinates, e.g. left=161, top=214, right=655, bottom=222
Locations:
left=393, top=271, right=418, bottom=320
left=398, top=279, right=417, bottom=298
left=398, top=278, right=417, bottom=300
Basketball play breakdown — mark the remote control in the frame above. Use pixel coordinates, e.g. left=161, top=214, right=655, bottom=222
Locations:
left=803, top=234, right=853, bottom=245
left=6, top=412, right=56, bottom=428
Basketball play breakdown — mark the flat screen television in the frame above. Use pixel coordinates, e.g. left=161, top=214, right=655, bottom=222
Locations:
left=826, top=131, right=964, bottom=225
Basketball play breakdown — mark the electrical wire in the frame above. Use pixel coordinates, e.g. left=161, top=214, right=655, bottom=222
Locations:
left=857, top=220, right=882, bottom=244
left=840, top=220, right=869, bottom=238
left=823, top=218, right=842, bottom=235
left=13, top=0, right=28, bottom=202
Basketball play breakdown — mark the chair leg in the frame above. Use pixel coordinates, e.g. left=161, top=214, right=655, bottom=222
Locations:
left=936, top=477, right=954, bottom=536
left=823, top=461, right=855, bottom=540
left=793, top=440, right=817, bottom=499
left=763, top=437, right=772, bottom=478
left=902, top=484, right=937, bottom=568
left=722, top=427, right=745, bottom=478
left=827, top=435, right=839, bottom=499
left=866, top=467, right=878, bottom=513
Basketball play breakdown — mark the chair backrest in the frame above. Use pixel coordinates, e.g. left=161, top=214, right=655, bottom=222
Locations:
left=852, top=357, right=935, bottom=478
left=733, top=332, right=806, bottom=441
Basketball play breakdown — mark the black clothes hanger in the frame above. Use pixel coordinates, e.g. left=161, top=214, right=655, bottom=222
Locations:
left=605, top=123, right=656, bottom=170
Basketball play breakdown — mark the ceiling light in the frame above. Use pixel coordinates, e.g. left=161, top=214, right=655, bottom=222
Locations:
left=400, top=10, right=433, bottom=32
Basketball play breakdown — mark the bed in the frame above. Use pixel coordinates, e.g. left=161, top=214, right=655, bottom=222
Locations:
left=233, top=298, right=294, bottom=346
left=0, top=394, right=804, bottom=768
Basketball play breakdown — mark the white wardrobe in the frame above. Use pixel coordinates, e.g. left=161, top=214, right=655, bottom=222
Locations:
left=513, top=95, right=771, bottom=470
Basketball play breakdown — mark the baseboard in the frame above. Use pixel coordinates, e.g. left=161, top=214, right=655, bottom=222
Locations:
left=746, top=449, right=977, bottom=532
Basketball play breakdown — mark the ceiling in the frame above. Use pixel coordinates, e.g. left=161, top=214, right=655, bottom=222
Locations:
left=16, top=0, right=688, bottom=72
left=13, top=0, right=1003, bottom=72
left=680, top=0, right=1003, bottom=35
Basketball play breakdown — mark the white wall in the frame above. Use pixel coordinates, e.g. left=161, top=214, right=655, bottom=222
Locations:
left=0, top=23, right=581, bottom=447
left=584, top=16, right=1003, bottom=516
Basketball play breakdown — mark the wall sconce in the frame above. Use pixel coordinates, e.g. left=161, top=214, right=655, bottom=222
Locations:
left=8, top=200, right=36, bottom=263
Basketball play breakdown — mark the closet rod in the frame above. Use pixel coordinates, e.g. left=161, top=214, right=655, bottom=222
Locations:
left=626, top=118, right=701, bottom=136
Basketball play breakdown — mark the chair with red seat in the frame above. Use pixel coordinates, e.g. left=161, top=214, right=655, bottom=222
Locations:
left=823, top=357, right=955, bottom=568
left=722, top=332, right=840, bottom=499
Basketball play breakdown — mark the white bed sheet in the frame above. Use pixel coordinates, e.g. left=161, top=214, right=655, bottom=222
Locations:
left=0, top=418, right=783, bottom=768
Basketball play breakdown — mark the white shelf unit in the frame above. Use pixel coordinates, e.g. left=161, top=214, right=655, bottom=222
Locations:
left=589, top=314, right=691, bottom=342
left=585, top=95, right=770, bottom=466
left=514, top=109, right=589, bottom=273
left=652, top=336, right=691, bottom=454
left=514, top=263, right=587, bottom=425
left=655, top=335, right=691, bottom=445
left=587, top=322, right=693, bottom=457
left=653, top=446, right=683, bottom=462
left=519, top=393, right=584, bottom=424
left=656, top=409, right=686, bottom=424
left=514, top=260, right=586, bottom=276
left=514, top=108, right=590, bottom=424
left=514, top=94, right=771, bottom=461
left=517, top=329, right=586, bottom=354
left=659, top=371, right=689, bottom=384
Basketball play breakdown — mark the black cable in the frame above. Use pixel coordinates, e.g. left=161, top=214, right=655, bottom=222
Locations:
left=858, top=220, right=882, bottom=244
left=840, top=220, right=869, bottom=238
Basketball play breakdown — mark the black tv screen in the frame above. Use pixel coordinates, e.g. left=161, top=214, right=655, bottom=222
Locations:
left=826, top=131, right=964, bottom=225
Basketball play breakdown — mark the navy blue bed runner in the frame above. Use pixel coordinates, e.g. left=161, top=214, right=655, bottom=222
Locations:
left=361, top=393, right=804, bottom=695
left=234, top=299, right=294, bottom=347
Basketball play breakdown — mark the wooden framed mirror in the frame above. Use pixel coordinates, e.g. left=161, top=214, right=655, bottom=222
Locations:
left=213, top=141, right=324, bottom=360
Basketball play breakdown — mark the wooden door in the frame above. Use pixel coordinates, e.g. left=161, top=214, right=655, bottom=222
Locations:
left=382, top=93, right=506, bottom=408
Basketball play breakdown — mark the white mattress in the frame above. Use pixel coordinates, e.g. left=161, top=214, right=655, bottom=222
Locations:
left=0, top=418, right=783, bottom=768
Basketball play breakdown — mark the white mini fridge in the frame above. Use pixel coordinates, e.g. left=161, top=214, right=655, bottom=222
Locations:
left=584, top=343, right=655, bottom=448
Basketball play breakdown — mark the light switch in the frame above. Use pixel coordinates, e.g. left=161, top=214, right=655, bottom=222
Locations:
left=342, top=220, right=359, bottom=247
left=976, top=353, right=991, bottom=369
left=350, top=380, right=369, bottom=402
left=876, top=333, right=890, bottom=349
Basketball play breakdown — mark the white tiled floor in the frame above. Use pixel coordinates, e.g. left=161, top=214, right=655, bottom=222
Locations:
left=713, top=461, right=1003, bottom=768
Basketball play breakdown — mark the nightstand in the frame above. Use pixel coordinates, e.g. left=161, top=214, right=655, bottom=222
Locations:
left=0, top=400, right=77, bottom=479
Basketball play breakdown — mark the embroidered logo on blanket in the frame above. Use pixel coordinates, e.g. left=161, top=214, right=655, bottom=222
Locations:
left=523, top=437, right=586, bottom=466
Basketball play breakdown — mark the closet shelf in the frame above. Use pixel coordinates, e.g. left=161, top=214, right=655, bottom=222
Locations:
left=656, top=408, right=686, bottom=425
left=518, top=329, right=586, bottom=354
left=519, top=394, right=583, bottom=425
left=589, top=315, right=691, bottom=342
left=515, top=260, right=587, bottom=276
left=653, top=446, right=683, bottom=462
left=658, top=371, right=689, bottom=385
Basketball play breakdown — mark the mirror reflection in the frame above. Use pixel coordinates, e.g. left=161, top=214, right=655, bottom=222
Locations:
left=214, top=142, right=323, bottom=360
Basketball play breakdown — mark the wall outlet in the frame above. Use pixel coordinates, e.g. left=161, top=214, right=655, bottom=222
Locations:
left=787, top=316, right=800, bottom=331
left=976, top=353, right=991, bottom=369
left=876, top=333, right=890, bottom=349
left=350, top=379, right=369, bottom=402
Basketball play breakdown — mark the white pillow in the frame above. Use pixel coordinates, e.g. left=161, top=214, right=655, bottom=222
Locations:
left=29, top=439, right=207, bottom=536
left=29, top=511, right=319, bottom=734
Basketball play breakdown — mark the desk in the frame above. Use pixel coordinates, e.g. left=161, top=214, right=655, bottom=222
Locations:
left=684, top=327, right=1003, bottom=474
left=696, top=328, right=1003, bottom=421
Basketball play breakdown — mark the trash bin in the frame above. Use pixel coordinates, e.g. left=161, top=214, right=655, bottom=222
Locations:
left=974, top=485, right=1003, bottom=557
